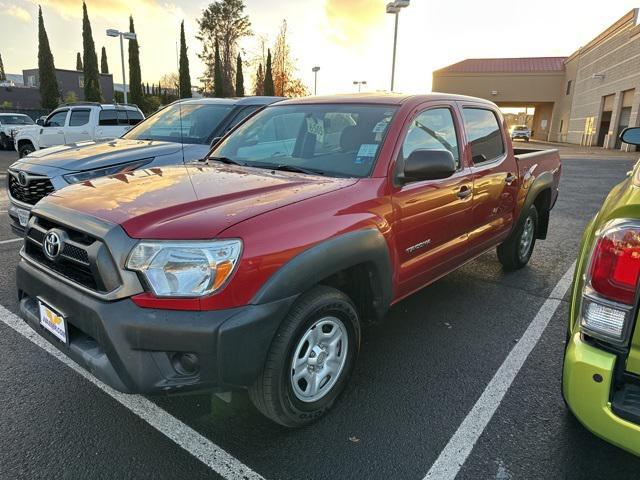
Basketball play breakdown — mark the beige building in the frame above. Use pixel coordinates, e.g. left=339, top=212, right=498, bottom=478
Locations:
left=433, top=9, right=640, bottom=150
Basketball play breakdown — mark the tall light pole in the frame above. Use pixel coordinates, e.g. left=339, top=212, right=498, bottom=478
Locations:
left=312, top=66, right=320, bottom=95
left=386, top=0, right=410, bottom=92
left=353, top=80, right=367, bottom=93
left=106, top=28, right=137, bottom=104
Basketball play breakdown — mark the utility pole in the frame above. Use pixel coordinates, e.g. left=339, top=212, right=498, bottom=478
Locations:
left=386, top=1, right=410, bottom=92
left=106, top=28, right=137, bottom=103
left=312, top=66, right=320, bottom=95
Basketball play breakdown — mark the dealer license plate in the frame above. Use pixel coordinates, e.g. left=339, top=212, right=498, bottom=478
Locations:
left=39, top=301, right=67, bottom=344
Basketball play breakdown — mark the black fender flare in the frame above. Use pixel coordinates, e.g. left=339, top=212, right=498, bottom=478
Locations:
left=251, top=228, right=393, bottom=320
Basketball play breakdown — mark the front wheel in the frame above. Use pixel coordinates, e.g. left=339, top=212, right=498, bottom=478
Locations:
left=249, top=285, right=360, bottom=427
left=0, top=134, right=9, bottom=150
left=18, top=142, right=35, bottom=158
left=497, top=204, right=538, bottom=270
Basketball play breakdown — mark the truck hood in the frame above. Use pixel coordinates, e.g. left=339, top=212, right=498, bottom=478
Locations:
left=17, top=138, right=206, bottom=171
left=42, top=163, right=358, bottom=239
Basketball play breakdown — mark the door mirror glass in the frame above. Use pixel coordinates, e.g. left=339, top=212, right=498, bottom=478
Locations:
left=403, top=149, right=456, bottom=182
left=35, top=118, right=44, bottom=126
left=620, top=127, right=640, bottom=146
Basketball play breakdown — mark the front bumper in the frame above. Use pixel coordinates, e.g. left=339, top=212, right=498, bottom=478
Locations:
left=8, top=200, right=31, bottom=235
left=563, top=332, right=640, bottom=456
left=17, top=259, right=295, bottom=394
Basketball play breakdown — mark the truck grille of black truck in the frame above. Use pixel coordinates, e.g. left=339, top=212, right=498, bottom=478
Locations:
left=8, top=173, right=54, bottom=205
left=24, top=217, right=120, bottom=293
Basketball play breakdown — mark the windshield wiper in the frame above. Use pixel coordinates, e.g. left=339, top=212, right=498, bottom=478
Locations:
left=253, top=163, right=325, bottom=176
left=207, top=156, right=247, bottom=166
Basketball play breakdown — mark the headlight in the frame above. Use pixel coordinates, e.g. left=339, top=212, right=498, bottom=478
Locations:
left=126, top=240, right=242, bottom=297
left=63, top=158, right=152, bottom=184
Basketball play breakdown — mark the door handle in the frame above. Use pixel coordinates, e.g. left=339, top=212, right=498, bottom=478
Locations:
left=456, top=186, right=472, bottom=199
left=505, top=173, right=517, bottom=185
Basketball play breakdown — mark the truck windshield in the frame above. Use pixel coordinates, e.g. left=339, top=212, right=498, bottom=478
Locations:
left=211, top=104, right=397, bottom=178
left=0, top=115, right=34, bottom=125
left=123, top=103, right=233, bottom=144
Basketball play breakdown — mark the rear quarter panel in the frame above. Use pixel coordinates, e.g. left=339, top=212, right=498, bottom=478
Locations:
left=513, top=148, right=562, bottom=214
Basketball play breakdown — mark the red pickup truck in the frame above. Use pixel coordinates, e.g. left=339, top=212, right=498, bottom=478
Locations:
left=17, top=93, right=561, bottom=426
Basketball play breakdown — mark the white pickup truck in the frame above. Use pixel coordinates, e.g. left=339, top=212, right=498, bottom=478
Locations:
left=13, top=103, right=144, bottom=157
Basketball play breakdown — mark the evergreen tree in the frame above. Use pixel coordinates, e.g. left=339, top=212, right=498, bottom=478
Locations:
left=100, top=46, right=109, bottom=74
left=263, top=48, right=274, bottom=96
left=0, top=53, right=6, bottom=81
left=254, top=63, right=264, bottom=96
left=37, top=6, right=59, bottom=108
left=178, top=21, right=192, bottom=98
left=235, top=53, right=244, bottom=96
left=213, top=39, right=224, bottom=97
left=128, top=16, right=144, bottom=107
left=76, top=52, right=83, bottom=71
left=82, top=2, right=102, bottom=101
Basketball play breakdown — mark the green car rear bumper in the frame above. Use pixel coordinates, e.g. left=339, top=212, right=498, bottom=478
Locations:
left=563, top=332, right=640, bottom=456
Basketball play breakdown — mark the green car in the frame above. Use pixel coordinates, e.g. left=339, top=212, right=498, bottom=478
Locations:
left=563, top=127, right=640, bottom=456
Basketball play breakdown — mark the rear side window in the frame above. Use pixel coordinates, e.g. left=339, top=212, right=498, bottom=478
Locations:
left=462, top=108, right=505, bottom=164
left=69, top=109, right=91, bottom=127
left=127, top=110, right=144, bottom=126
left=99, top=110, right=118, bottom=126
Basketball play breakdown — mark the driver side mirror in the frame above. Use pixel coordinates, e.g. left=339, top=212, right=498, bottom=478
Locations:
left=402, top=149, right=456, bottom=183
left=35, top=118, right=44, bottom=126
left=620, top=127, right=640, bottom=146
left=210, top=136, right=222, bottom=147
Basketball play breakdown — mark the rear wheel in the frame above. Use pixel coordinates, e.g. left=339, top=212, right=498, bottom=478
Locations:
left=497, top=204, right=538, bottom=270
left=18, top=142, right=34, bottom=158
left=249, top=285, right=360, bottom=427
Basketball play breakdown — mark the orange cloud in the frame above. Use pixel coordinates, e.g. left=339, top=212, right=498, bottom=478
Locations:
left=2, top=3, right=32, bottom=22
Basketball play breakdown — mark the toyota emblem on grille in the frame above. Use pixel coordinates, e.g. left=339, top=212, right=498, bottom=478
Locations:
left=44, top=231, right=62, bottom=259
left=17, top=171, right=29, bottom=187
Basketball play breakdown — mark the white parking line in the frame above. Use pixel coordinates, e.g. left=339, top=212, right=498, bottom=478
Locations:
left=0, top=238, right=21, bottom=245
left=0, top=305, right=264, bottom=480
left=424, top=262, right=576, bottom=480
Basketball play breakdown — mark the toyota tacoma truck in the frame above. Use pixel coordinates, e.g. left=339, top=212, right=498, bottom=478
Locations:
left=16, top=93, right=561, bottom=427
left=7, top=97, right=281, bottom=234
left=0, top=113, right=34, bottom=150
left=563, top=127, right=640, bottom=456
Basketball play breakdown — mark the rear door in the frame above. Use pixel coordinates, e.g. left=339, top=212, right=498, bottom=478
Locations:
left=461, top=105, right=519, bottom=252
left=64, top=108, right=92, bottom=143
left=392, top=103, right=474, bottom=297
left=39, top=109, right=69, bottom=148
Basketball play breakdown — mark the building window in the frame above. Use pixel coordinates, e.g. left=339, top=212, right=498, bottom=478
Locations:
left=78, top=75, right=84, bottom=88
left=566, top=80, right=572, bottom=95
left=27, top=75, right=36, bottom=87
left=559, top=120, right=564, bottom=133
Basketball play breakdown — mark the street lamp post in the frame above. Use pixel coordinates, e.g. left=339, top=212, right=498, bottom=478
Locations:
left=386, top=0, right=410, bottom=92
left=106, top=28, right=137, bottom=104
left=353, top=80, right=367, bottom=93
left=312, top=66, right=320, bottom=95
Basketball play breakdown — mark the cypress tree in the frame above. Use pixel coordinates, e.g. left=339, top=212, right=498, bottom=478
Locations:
left=100, top=46, right=109, bottom=74
left=37, top=6, right=59, bottom=109
left=82, top=2, right=102, bottom=102
left=76, top=52, right=83, bottom=71
left=178, top=21, right=192, bottom=98
left=235, top=53, right=244, bottom=97
left=254, top=63, right=264, bottom=96
left=263, top=48, right=274, bottom=96
left=128, top=16, right=143, bottom=107
left=213, top=39, right=224, bottom=97
left=0, top=53, right=6, bottom=81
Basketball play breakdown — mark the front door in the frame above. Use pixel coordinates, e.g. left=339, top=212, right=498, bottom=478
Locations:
left=392, top=105, right=474, bottom=298
left=40, top=109, right=68, bottom=148
left=460, top=106, right=519, bottom=252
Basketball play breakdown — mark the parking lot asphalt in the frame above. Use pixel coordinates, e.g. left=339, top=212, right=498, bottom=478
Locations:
left=1, top=152, right=640, bottom=479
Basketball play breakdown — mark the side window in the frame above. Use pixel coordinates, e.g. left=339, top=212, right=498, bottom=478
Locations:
left=127, top=110, right=144, bottom=126
left=117, top=109, right=129, bottom=126
left=227, top=106, right=260, bottom=131
left=401, top=108, right=460, bottom=168
left=69, top=109, right=90, bottom=127
left=45, top=110, right=68, bottom=127
left=99, top=110, right=118, bottom=126
left=462, top=108, right=505, bottom=164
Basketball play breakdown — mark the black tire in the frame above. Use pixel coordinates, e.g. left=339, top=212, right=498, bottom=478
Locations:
left=497, top=204, right=538, bottom=271
left=18, top=142, right=34, bottom=158
left=249, top=285, right=360, bottom=427
left=0, top=134, right=9, bottom=150
left=525, top=137, right=530, bottom=142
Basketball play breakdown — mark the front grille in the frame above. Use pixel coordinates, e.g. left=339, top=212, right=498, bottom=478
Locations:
left=24, top=217, right=120, bottom=293
left=8, top=172, right=54, bottom=205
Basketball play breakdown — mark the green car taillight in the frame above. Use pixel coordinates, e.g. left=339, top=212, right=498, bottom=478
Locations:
left=580, top=220, right=640, bottom=346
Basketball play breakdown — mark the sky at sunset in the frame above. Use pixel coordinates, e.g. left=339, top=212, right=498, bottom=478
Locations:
left=1, top=0, right=639, bottom=95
